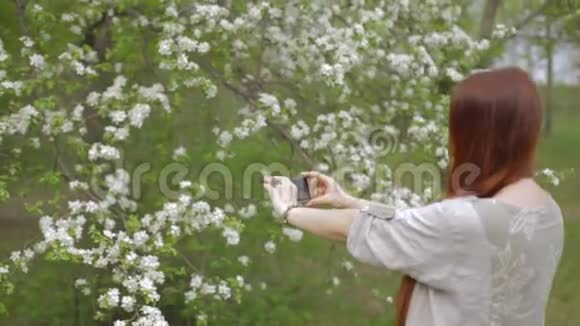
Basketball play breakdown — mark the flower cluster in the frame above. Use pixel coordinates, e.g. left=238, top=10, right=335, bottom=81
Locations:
left=193, top=0, right=510, bottom=211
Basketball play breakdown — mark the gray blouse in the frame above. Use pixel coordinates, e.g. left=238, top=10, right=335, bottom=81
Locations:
left=347, top=195, right=564, bottom=326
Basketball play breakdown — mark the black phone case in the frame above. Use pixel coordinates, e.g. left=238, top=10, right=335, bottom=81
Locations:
left=291, top=177, right=311, bottom=204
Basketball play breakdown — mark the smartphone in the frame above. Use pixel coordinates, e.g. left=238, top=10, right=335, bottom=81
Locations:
left=291, top=176, right=311, bottom=204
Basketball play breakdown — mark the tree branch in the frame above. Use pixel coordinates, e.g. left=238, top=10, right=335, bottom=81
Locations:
left=197, top=60, right=317, bottom=168
left=52, top=139, right=127, bottom=219
left=513, top=1, right=552, bottom=30
left=14, top=0, right=29, bottom=36
left=178, top=250, right=202, bottom=273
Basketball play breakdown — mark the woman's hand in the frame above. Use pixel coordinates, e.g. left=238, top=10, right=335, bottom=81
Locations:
left=263, top=176, right=298, bottom=219
left=301, top=171, right=367, bottom=209
left=263, top=174, right=359, bottom=241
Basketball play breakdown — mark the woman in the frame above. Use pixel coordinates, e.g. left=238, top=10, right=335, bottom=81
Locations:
left=264, top=67, right=564, bottom=326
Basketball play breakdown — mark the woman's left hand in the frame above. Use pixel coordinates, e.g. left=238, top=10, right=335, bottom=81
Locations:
left=263, top=176, right=298, bottom=218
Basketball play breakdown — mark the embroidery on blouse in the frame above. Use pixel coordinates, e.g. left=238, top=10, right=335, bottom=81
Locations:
left=490, top=243, right=536, bottom=325
left=490, top=209, right=542, bottom=325
left=509, top=209, right=539, bottom=241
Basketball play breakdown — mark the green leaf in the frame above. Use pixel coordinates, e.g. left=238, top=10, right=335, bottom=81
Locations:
left=126, top=214, right=142, bottom=234
left=0, top=181, right=10, bottom=202
left=24, top=200, right=44, bottom=216
left=39, top=171, right=62, bottom=186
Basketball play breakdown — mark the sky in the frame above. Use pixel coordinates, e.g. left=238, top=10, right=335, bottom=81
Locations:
left=497, top=33, right=580, bottom=85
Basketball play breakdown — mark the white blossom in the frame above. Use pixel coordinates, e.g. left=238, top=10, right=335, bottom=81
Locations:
left=258, top=93, right=281, bottom=116
left=121, top=295, right=136, bottom=312
left=282, top=227, right=303, bottom=242
left=88, top=143, right=120, bottom=161
left=29, top=54, right=46, bottom=69
left=89, top=143, right=121, bottom=161
left=158, top=39, right=173, bottom=56
left=128, top=103, right=151, bottom=128
left=72, top=105, right=84, bottom=121
left=239, top=204, right=256, bottom=219
left=218, top=281, right=231, bottom=300
left=105, top=169, right=130, bottom=195
left=217, top=131, right=233, bottom=148
left=110, top=110, right=127, bottom=124
left=69, top=180, right=89, bottom=191
left=173, top=146, right=187, bottom=159
left=541, top=168, right=561, bottom=186
left=222, top=226, right=240, bottom=246
left=190, top=274, right=203, bottom=289
left=20, top=36, right=34, bottom=47
left=98, top=288, right=120, bottom=309
left=179, top=180, right=192, bottom=189
left=197, top=313, right=208, bottom=324
left=205, top=84, right=217, bottom=99
left=237, top=256, right=250, bottom=267
left=332, top=276, right=340, bottom=287
left=132, top=306, right=168, bottom=326
left=446, top=67, right=463, bottom=82
left=341, top=260, right=354, bottom=271
left=74, top=278, right=91, bottom=296
left=264, top=240, right=276, bottom=254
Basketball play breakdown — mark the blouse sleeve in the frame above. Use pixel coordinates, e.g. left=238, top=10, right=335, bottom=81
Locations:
left=347, top=200, right=461, bottom=290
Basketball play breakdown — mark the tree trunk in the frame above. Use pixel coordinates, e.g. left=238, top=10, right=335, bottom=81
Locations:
left=480, top=0, right=502, bottom=39
left=544, top=20, right=554, bottom=137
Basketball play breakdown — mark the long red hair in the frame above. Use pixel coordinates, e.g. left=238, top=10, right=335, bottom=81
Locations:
left=395, top=67, right=543, bottom=325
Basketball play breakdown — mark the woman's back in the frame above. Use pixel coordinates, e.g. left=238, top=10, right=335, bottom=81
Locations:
left=402, top=191, right=564, bottom=326
left=346, top=179, right=564, bottom=326
left=471, top=196, right=563, bottom=325
left=483, top=178, right=563, bottom=324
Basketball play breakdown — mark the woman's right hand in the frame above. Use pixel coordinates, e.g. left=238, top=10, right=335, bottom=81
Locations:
left=301, top=171, right=366, bottom=209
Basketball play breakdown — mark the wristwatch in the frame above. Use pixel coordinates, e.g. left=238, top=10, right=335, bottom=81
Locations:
left=280, top=203, right=300, bottom=224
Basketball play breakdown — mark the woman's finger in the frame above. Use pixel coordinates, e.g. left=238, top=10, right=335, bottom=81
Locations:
left=301, top=171, right=321, bottom=178
left=291, top=181, right=298, bottom=202
left=265, top=183, right=284, bottom=211
left=307, top=177, right=319, bottom=198
left=306, top=194, right=331, bottom=207
left=280, top=177, right=295, bottom=203
left=275, top=178, right=285, bottom=198
left=302, top=171, right=331, bottom=195
left=305, top=171, right=332, bottom=185
left=266, top=183, right=282, bottom=200
left=271, top=177, right=285, bottom=198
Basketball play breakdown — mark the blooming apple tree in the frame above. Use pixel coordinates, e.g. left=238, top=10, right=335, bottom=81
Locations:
left=0, top=0, right=513, bottom=324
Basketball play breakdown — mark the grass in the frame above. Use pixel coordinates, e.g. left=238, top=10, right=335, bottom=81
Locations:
left=537, top=110, right=580, bottom=217
left=538, top=105, right=580, bottom=325
left=548, top=218, right=580, bottom=325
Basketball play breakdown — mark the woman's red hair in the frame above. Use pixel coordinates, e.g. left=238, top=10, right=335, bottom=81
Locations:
left=395, top=67, right=543, bottom=326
